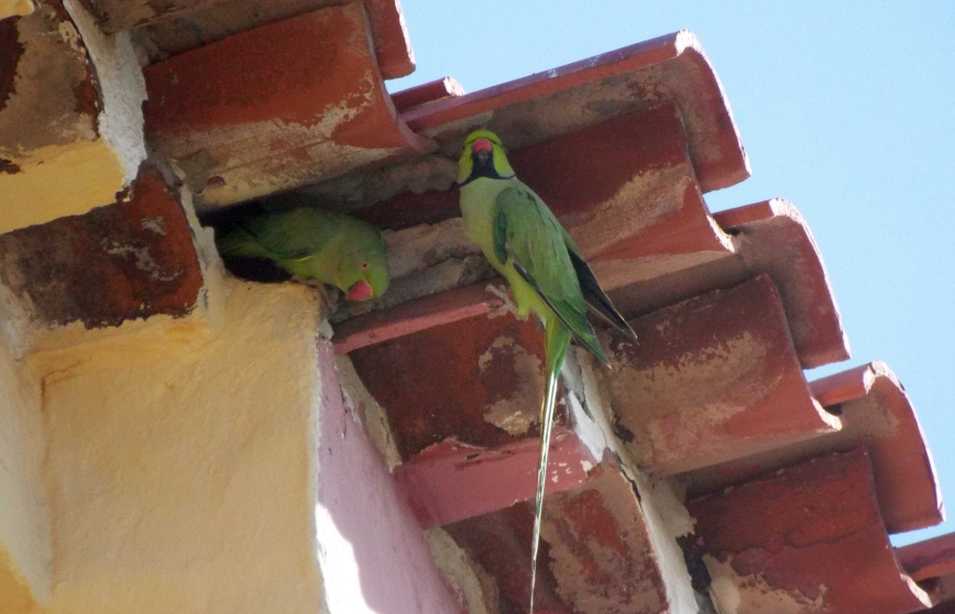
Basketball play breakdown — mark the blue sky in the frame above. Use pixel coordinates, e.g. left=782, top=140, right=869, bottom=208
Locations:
left=388, top=2, right=955, bottom=545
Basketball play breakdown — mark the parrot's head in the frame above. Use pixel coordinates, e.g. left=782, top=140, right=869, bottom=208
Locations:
left=456, top=129, right=515, bottom=185
left=338, top=232, right=390, bottom=302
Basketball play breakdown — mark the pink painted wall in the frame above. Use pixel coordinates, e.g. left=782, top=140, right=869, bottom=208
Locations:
left=315, top=341, right=463, bottom=614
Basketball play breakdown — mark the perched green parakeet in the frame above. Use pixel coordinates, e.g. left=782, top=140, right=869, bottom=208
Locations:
left=215, top=205, right=390, bottom=302
left=457, top=129, right=637, bottom=612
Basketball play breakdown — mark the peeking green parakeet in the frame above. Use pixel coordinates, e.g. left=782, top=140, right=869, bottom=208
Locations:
left=215, top=206, right=390, bottom=302
left=457, top=129, right=637, bottom=613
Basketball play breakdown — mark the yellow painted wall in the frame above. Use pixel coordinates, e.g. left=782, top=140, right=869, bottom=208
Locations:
left=0, top=0, right=34, bottom=19
left=0, top=338, right=50, bottom=612
left=38, top=279, right=328, bottom=614
left=0, top=139, right=127, bottom=236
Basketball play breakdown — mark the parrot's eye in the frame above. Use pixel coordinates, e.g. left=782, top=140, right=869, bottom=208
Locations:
left=361, top=263, right=369, bottom=270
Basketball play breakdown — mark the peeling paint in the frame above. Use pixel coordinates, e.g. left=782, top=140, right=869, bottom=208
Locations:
left=65, top=0, right=148, bottom=187
left=544, top=469, right=668, bottom=613
left=705, top=555, right=825, bottom=614
left=0, top=0, right=146, bottom=232
left=0, top=158, right=19, bottom=174
left=140, top=217, right=166, bottom=235
left=100, top=239, right=181, bottom=282
left=425, top=528, right=501, bottom=614
left=606, top=275, right=835, bottom=475
left=0, top=165, right=203, bottom=333
left=480, top=335, right=542, bottom=437
left=143, top=5, right=433, bottom=210
left=335, top=354, right=402, bottom=471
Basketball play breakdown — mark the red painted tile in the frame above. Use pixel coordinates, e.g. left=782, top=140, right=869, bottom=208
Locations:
left=714, top=199, right=850, bottom=368
left=403, top=31, right=749, bottom=193
left=683, top=361, right=942, bottom=538
left=123, top=0, right=414, bottom=79
left=447, top=505, right=573, bottom=614
left=898, top=533, right=955, bottom=582
left=144, top=5, right=431, bottom=207
left=607, top=274, right=837, bottom=474
left=811, top=362, right=943, bottom=533
left=364, top=0, right=415, bottom=79
left=689, top=449, right=932, bottom=613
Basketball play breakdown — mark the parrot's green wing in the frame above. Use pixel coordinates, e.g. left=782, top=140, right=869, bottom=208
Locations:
left=237, top=207, right=342, bottom=261
left=493, top=186, right=608, bottom=366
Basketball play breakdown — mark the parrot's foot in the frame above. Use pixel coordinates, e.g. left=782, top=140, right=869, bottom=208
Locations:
left=485, top=284, right=521, bottom=320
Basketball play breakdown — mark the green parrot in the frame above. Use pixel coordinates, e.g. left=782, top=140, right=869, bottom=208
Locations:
left=457, top=129, right=637, bottom=612
left=215, top=205, right=390, bottom=302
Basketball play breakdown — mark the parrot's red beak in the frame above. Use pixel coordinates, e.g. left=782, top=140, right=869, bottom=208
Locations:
left=346, top=279, right=374, bottom=302
left=471, top=138, right=493, bottom=154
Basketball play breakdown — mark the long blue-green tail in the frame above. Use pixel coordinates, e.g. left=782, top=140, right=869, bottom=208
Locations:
left=528, top=322, right=571, bottom=614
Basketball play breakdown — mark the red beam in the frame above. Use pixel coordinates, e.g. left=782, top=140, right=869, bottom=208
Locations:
left=391, top=76, right=464, bottom=112
left=333, top=282, right=503, bottom=354
left=395, top=427, right=595, bottom=528
left=809, top=362, right=873, bottom=406
left=347, top=304, right=547, bottom=460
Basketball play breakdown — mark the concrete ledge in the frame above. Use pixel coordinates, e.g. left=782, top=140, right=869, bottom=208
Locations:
left=314, top=340, right=464, bottom=613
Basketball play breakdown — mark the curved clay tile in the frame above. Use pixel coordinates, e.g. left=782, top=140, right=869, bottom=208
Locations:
left=143, top=4, right=432, bottom=209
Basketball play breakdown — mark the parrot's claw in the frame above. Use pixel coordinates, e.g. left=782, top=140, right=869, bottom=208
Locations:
left=486, top=284, right=520, bottom=319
